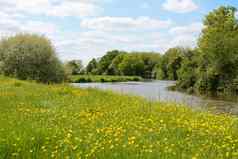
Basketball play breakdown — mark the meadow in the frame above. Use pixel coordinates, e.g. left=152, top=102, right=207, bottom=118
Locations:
left=70, top=75, right=143, bottom=83
left=1, top=76, right=238, bottom=159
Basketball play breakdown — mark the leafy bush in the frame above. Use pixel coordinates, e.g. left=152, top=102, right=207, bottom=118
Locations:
left=0, top=34, right=65, bottom=83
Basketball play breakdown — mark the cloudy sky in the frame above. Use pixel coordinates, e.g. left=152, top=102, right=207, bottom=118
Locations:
left=0, top=0, right=237, bottom=64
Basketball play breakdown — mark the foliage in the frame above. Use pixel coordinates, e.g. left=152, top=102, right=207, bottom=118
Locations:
left=86, top=58, right=98, bottom=75
left=177, top=49, right=199, bottom=90
left=139, top=53, right=161, bottom=78
left=64, top=60, right=83, bottom=75
left=0, top=34, right=65, bottom=83
left=196, top=6, right=238, bottom=91
left=86, top=51, right=161, bottom=79
left=118, top=54, right=145, bottom=77
left=70, top=75, right=142, bottom=83
left=1, top=76, right=238, bottom=158
left=155, top=6, right=238, bottom=94
left=109, top=53, right=127, bottom=75
left=97, top=50, right=122, bottom=75
left=155, top=47, right=185, bottom=80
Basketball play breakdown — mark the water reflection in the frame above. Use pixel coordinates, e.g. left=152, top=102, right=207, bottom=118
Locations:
left=72, top=81, right=238, bottom=115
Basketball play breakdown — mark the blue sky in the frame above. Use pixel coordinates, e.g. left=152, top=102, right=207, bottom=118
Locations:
left=0, top=0, right=237, bottom=64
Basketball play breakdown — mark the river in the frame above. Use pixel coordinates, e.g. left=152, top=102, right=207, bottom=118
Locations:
left=72, top=81, right=238, bottom=115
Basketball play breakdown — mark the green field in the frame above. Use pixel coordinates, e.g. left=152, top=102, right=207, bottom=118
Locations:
left=0, top=76, right=238, bottom=159
left=70, top=75, right=143, bottom=83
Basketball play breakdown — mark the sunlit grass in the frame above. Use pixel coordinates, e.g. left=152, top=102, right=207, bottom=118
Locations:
left=0, top=76, right=238, bottom=159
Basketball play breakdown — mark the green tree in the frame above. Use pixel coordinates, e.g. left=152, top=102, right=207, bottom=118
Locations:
left=65, top=60, right=83, bottom=75
left=97, top=50, right=121, bottom=75
left=177, top=49, right=199, bottom=90
left=197, top=6, right=238, bottom=91
left=118, top=54, right=144, bottom=76
left=154, top=57, right=168, bottom=80
left=109, top=53, right=126, bottom=75
left=166, top=48, right=183, bottom=80
left=140, top=53, right=161, bottom=79
left=155, top=47, right=183, bottom=80
left=109, top=52, right=160, bottom=78
left=0, top=33, right=65, bottom=83
left=86, top=58, right=98, bottom=75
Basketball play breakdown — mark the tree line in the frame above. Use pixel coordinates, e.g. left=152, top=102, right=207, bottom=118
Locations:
left=0, top=6, right=237, bottom=94
left=85, top=50, right=160, bottom=79
left=83, top=6, right=238, bottom=93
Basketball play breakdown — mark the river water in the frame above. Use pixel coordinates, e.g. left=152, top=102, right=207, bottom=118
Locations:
left=72, top=81, right=238, bottom=115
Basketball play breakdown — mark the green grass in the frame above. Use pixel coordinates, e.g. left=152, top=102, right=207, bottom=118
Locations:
left=0, top=76, right=238, bottom=159
left=70, top=75, right=143, bottom=83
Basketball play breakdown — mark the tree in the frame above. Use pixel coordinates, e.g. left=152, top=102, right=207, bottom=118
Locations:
left=65, top=60, right=83, bottom=75
left=140, top=53, right=161, bottom=79
left=154, top=56, right=168, bottom=80
left=97, top=50, right=121, bottom=75
left=197, top=6, right=238, bottom=91
left=155, top=47, right=183, bottom=80
left=0, top=33, right=65, bottom=83
left=118, top=54, right=145, bottom=76
left=86, top=58, right=98, bottom=75
left=166, top=48, right=184, bottom=80
left=109, top=53, right=126, bottom=75
left=177, top=49, right=199, bottom=89
left=86, top=51, right=161, bottom=78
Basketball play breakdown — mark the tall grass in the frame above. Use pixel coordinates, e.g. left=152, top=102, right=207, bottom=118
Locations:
left=70, top=75, right=143, bottom=83
left=0, top=76, right=238, bottom=159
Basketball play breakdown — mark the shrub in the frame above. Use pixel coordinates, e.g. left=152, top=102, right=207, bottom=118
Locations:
left=0, top=34, right=65, bottom=83
left=75, top=78, right=87, bottom=83
left=100, top=78, right=106, bottom=82
left=133, top=77, right=140, bottom=81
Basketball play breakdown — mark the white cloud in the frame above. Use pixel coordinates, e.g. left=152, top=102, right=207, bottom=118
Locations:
left=0, top=6, right=202, bottom=64
left=169, top=22, right=203, bottom=35
left=50, top=28, right=171, bottom=64
left=46, top=1, right=102, bottom=17
left=162, top=0, right=198, bottom=13
left=81, top=16, right=172, bottom=31
left=0, top=0, right=104, bottom=18
left=21, top=21, right=58, bottom=35
left=168, top=34, right=197, bottom=48
left=167, top=22, right=203, bottom=49
left=0, top=11, right=58, bottom=37
left=16, top=0, right=50, bottom=9
left=0, top=0, right=204, bottom=64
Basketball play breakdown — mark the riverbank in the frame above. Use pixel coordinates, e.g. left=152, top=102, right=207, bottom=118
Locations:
left=70, top=75, right=143, bottom=83
left=73, top=81, right=238, bottom=115
left=1, top=76, right=238, bottom=159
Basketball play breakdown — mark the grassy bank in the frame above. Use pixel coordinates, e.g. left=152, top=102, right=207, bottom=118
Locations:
left=70, top=75, right=143, bottom=83
left=0, top=76, right=238, bottom=159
